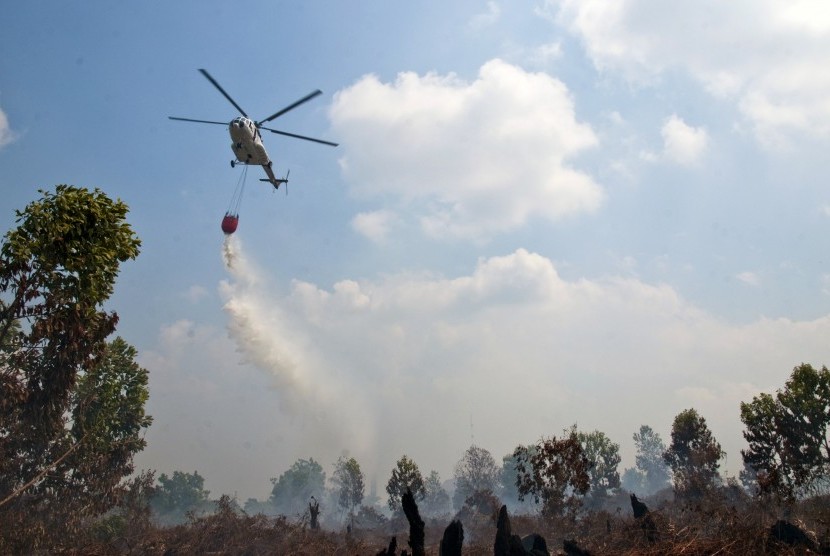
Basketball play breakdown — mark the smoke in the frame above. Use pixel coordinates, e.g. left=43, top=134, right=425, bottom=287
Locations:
left=215, top=238, right=830, bottom=493
left=219, top=236, right=375, bottom=463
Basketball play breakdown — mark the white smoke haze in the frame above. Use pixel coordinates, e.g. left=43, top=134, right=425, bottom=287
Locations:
left=219, top=236, right=376, bottom=466
left=140, top=240, right=830, bottom=500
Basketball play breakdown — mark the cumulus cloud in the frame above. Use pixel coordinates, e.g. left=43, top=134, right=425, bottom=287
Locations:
left=736, top=271, right=761, bottom=287
left=547, top=0, right=830, bottom=146
left=469, top=1, right=502, bottom=30
left=330, top=59, right=603, bottom=240
left=661, top=114, right=708, bottom=165
left=142, top=242, right=830, bottom=497
left=351, top=209, right=400, bottom=243
left=0, top=107, right=17, bottom=148
left=184, top=284, right=210, bottom=303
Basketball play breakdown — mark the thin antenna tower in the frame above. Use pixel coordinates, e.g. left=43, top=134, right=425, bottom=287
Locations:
left=470, top=414, right=475, bottom=445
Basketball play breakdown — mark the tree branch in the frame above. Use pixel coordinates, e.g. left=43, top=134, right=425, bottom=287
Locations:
left=0, top=434, right=87, bottom=508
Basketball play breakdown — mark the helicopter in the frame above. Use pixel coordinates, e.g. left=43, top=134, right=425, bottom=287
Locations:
left=169, top=69, right=338, bottom=189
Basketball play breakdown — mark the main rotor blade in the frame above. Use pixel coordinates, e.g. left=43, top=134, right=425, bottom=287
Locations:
left=261, top=127, right=339, bottom=146
left=199, top=69, right=248, bottom=118
left=169, top=116, right=229, bottom=125
left=258, top=90, right=323, bottom=125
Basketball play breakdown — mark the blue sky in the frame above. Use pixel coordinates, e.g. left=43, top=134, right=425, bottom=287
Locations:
left=2, top=1, right=830, bottom=501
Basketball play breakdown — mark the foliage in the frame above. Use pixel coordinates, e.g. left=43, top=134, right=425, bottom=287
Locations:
left=152, top=470, right=211, bottom=518
left=452, top=444, right=500, bottom=510
left=421, top=470, right=451, bottom=516
left=269, top=457, right=325, bottom=517
left=514, top=429, right=591, bottom=516
left=386, top=455, right=424, bottom=513
left=620, top=466, right=646, bottom=493
left=577, top=429, right=621, bottom=501
left=88, top=470, right=156, bottom=544
left=632, top=424, right=671, bottom=494
left=331, top=456, right=365, bottom=518
left=72, top=337, right=152, bottom=481
left=0, top=185, right=143, bottom=549
left=663, top=408, right=724, bottom=499
left=740, top=363, right=830, bottom=500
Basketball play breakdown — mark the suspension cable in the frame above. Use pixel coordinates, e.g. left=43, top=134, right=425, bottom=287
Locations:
left=226, top=165, right=248, bottom=216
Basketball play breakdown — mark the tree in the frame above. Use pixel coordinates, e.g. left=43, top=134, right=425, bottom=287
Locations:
left=620, top=467, right=646, bottom=493
left=0, top=186, right=143, bottom=548
left=421, top=470, right=450, bottom=516
left=386, top=455, right=424, bottom=513
left=577, top=429, right=621, bottom=502
left=663, top=408, right=723, bottom=499
left=740, top=363, right=830, bottom=500
left=500, top=448, right=539, bottom=512
left=270, top=458, right=326, bottom=517
left=633, top=425, right=671, bottom=494
left=152, top=470, right=211, bottom=518
left=452, top=444, right=500, bottom=510
left=514, top=429, right=591, bottom=516
left=331, top=456, right=365, bottom=520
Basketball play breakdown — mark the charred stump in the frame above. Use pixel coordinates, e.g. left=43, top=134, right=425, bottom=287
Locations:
left=629, top=493, right=649, bottom=519
left=630, top=494, right=655, bottom=543
left=376, top=536, right=397, bottom=556
left=522, top=533, right=550, bottom=556
left=439, top=520, right=464, bottom=556
left=563, top=538, right=592, bottom=556
left=769, top=520, right=819, bottom=552
left=402, top=487, right=425, bottom=556
left=494, top=505, right=526, bottom=556
left=308, top=497, right=320, bottom=530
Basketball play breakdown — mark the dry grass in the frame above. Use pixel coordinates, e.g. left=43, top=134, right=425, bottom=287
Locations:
left=9, top=490, right=830, bottom=554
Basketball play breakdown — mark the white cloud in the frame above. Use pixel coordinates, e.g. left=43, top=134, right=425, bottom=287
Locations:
left=141, top=241, right=830, bottom=497
left=469, top=1, right=502, bottom=30
left=736, top=271, right=761, bottom=287
left=528, top=42, right=564, bottom=65
left=0, top=107, right=17, bottom=149
left=661, top=114, right=708, bottom=165
left=351, top=209, right=399, bottom=243
left=184, top=284, right=210, bottom=303
left=547, top=0, right=830, bottom=146
left=330, top=59, right=603, bottom=240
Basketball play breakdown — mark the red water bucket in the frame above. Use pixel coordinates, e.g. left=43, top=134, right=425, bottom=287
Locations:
left=221, top=214, right=239, bottom=234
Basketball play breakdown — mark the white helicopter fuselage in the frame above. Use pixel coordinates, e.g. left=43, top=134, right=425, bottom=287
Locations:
left=229, top=117, right=269, bottom=165
left=169, top=70, right=335, bottom=190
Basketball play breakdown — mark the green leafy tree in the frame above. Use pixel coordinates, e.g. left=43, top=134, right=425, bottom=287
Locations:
left=421, top=470, right=451, bottom=516
left=620, top=467, right=646, bottom=493
left=0, top=186, right=143, bottom=549
left=633, top=425, right=671, bottom=494
left=72, top=337, right=151, bottom=484
left=514, top=429, right=591, bottom=516
left=152, top=470, right=211, bottom=517
left=331, top=456, right=365, bottom=520
left=385, top=455, right=424, bottom=513
left=577, top=429, right=621, bottom=502
left=270, top=458, right=326, bottom=517
left=740, top=363, right=830, bottom=499
left=452, top=444, right=500, bottom=510
left=500, top=448, right=539, bottom=511
left=663, top=408, right=723, bottom=499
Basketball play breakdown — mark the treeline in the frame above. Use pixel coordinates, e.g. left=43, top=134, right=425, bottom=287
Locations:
left=2, top=186, right=829, bottom=554
left=149, top=359, right=830, bottom=526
